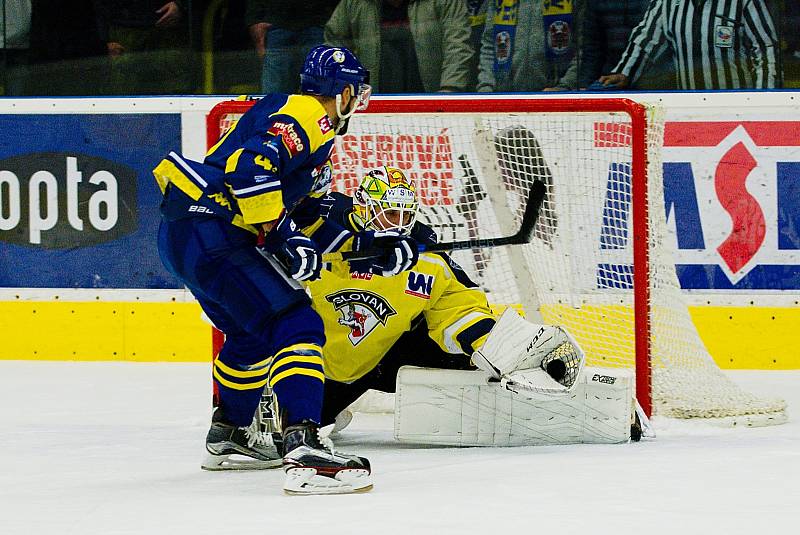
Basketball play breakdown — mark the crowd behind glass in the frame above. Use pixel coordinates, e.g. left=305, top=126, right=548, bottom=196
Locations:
left=1, top=1, right=798, bottom=96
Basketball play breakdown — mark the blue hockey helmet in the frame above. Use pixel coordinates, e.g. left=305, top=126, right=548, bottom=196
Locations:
left=300, top=45, right=370, bottom=97
left=300, top=45, right=371, bottom=131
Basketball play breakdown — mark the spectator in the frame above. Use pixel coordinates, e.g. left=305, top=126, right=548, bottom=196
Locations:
left=246, top=0, right=337, bottom=94
left=325, top=0, right=473, bottom=93
left=94, top=1, right=193, bottom=94
left=26, top=0, right=107, bottom=95
left=1, top=0, right=32, bottom=95
left=477, top=0, right=583, bottom=92
left=465, top=0, right=487, bottom=91
left=580, top=0, right=674, bottom=90
left=599, top=0, right=779, bottom=90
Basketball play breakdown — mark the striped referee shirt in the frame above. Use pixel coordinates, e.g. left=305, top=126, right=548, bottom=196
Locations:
left=613, top=0, right=778, bottom=89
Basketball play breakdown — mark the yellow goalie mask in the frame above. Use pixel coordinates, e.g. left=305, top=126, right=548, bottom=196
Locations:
left=353, top=166, right=419, bottom=235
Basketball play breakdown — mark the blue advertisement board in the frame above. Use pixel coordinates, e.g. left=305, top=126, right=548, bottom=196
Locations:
left=0, top=114, right=183, bottom=288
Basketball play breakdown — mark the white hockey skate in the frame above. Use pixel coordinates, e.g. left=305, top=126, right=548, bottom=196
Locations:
left=282, top=421, right=372, bottom=495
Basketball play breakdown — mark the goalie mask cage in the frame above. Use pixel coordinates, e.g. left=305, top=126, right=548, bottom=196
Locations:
left=207, top=96, right=786, bottom=426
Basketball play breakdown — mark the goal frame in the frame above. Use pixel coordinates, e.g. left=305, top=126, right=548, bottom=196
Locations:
left=205, top=96, right=653, bottom=416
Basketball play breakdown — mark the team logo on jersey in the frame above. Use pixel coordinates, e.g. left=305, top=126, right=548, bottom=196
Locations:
left=326, top=289, right=397, bottom=345
left=267, top=121, right=304, bottom=157
left=318, top=116, right=332, bottom=135
left=405, top=271, right=434, bottom=299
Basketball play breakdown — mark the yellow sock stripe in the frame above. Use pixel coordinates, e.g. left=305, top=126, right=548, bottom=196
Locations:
left=269, top=355, right=324, bottom=380
left=213, top=367, right=269, bottom=391
left=214, top=357, right=271, bottom=379
left=273, top=343, right=323, bottom=360
left=269, top=367, right=325, bottom=388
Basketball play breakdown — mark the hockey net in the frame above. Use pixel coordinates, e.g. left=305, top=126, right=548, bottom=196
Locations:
left=207, top=96, right=786, bottom=425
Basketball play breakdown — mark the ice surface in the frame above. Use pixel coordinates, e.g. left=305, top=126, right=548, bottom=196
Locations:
left=2, top=361, right=798, bottom=535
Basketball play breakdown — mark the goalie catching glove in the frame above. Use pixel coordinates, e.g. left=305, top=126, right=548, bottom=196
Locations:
left=349, top=230, right=419, bottom=277
left=472, top=308, right=586, bottom=395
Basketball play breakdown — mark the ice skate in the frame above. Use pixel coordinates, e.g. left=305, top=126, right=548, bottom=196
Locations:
left=201, top=408, right=282, bottom=471
left=282, top=421, right=372, bottom=495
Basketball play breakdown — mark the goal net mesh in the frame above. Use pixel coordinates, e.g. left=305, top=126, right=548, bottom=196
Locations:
left=212, top=98, right=786, bottom=423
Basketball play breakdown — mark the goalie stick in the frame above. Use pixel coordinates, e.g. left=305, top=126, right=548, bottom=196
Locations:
left=324, top=179, right=546, bottom=262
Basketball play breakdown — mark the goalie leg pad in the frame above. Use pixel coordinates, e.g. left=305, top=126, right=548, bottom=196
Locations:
left=394, top=365, right=634, bottom=446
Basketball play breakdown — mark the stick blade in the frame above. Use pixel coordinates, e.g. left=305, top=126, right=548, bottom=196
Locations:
left=515, top=179, right=547, bottom=244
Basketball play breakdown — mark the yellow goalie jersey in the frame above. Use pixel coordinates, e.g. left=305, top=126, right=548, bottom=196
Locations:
left=307, top=237, right=496, bottom=383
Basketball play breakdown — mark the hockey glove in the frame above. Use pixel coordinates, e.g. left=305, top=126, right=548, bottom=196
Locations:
left=350, top=230, right=419, bottom=277
left=260, top=213, right=322, bottom=282
left=472, top=308, right=586, bottom=396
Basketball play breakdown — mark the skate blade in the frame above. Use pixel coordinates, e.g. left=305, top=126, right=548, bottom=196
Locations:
left=201, top=453, right=283, bottom=471
left=283, top=467, right=373, bottom=495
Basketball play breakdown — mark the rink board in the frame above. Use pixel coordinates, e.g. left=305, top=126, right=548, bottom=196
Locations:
left=1, top=94, right=799, bottom=368
left=0, top=290, right=796, bottom=368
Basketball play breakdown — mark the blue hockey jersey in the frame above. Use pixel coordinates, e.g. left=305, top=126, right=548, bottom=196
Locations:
left=153, top=94, right=337, bottom=234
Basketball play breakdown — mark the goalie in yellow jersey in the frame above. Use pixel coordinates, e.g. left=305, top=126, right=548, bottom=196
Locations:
left=307, top=165, right=497, bottom=427
left=305, top=166, right=647, bottom=444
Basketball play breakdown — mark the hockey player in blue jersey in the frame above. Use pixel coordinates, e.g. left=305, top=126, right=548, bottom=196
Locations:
left=153, top=45, right=418, bottom=494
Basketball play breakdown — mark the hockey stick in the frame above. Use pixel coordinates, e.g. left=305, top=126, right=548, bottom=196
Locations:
left=324, top=179, right=546, bottom=262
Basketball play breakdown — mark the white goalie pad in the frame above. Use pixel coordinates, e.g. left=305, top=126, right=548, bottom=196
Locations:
left=394, top=365, right=634, bottom=446
left=472, top=308, right=585, bottom=395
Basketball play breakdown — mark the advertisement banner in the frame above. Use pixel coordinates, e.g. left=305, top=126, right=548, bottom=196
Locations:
left=329, top=113, right=800, bottom=293
left=664, top=121, right=800, bottom=290
left=0, top=114, right=182, bottom=288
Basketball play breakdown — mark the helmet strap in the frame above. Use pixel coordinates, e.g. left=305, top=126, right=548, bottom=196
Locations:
left=334, top=87, right=358, bottom=133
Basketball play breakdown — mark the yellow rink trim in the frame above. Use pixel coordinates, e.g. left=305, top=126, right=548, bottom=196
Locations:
left=539, top=303, right=800, bottom=370
left=0, top=301, right=799, bottom=369
left=0, top=301, right=210, bottom=362
left=688, top=306, right=800, bottom=369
